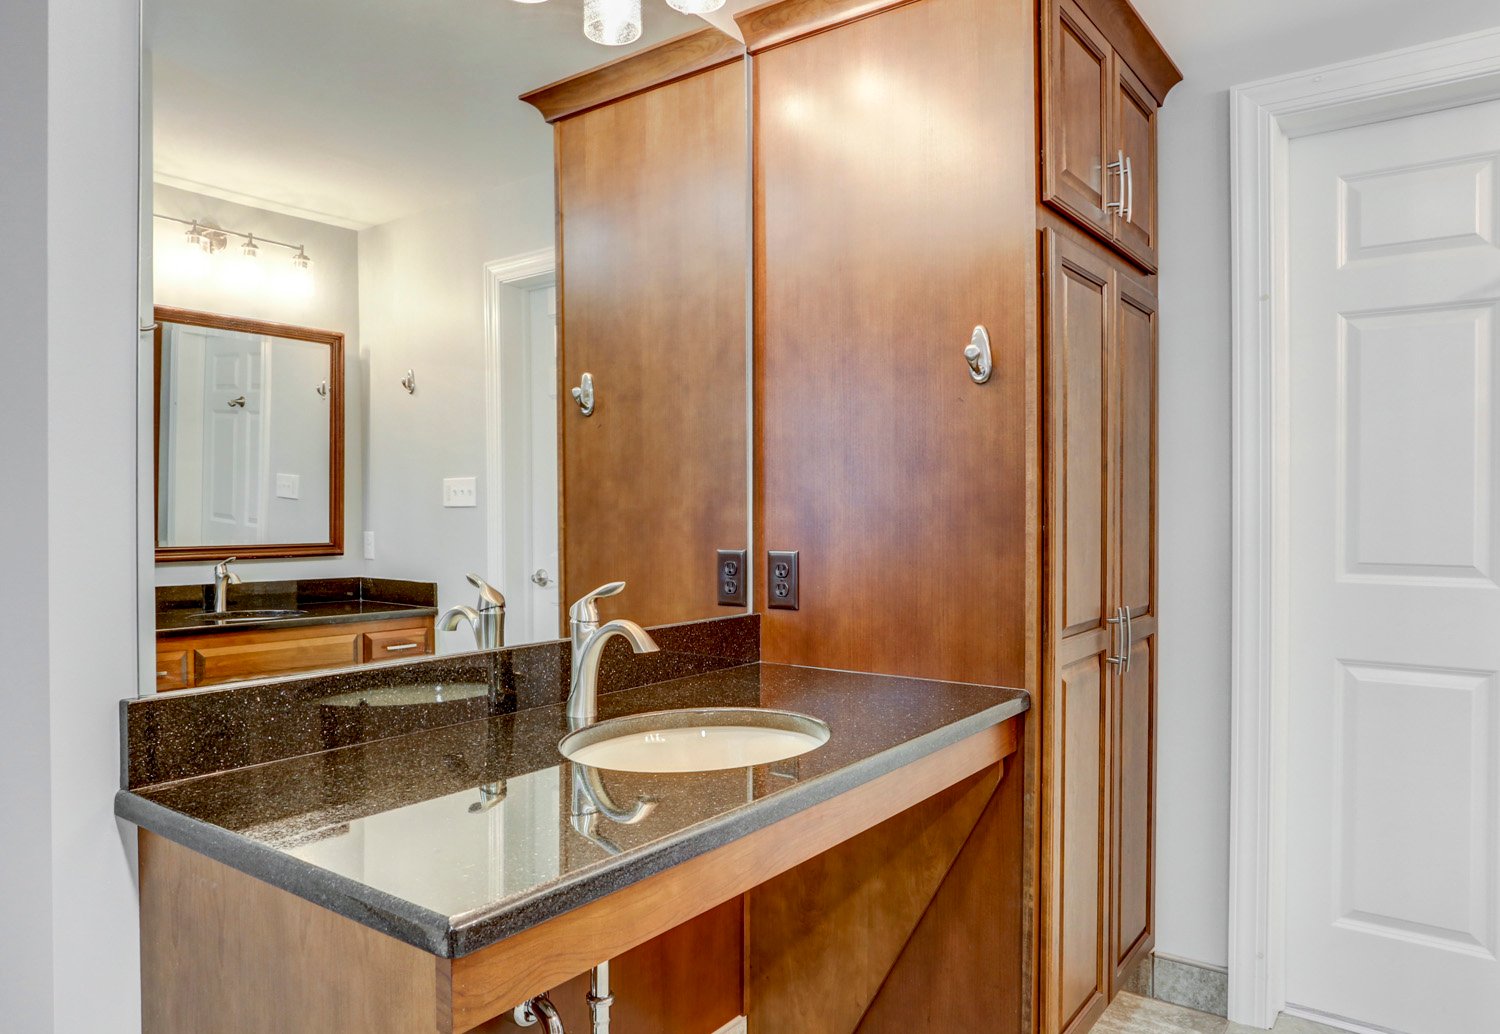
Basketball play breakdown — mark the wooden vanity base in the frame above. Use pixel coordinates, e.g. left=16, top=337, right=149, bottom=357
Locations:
left=139, top=717, right=1022, bottom=1034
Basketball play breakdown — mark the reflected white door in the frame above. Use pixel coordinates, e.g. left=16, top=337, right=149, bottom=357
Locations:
left=525, top=284, right=561, bottom=640
left=200, top=329, right=268, bottom=544
left=1286, top=98, right=1500, bottom=1032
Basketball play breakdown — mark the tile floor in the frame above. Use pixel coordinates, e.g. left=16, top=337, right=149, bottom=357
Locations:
left=1096, top=994, right=1345, bottom=1034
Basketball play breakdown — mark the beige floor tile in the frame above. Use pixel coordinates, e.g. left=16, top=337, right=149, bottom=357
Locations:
left=1096, top=993, right=1347, bottom=1034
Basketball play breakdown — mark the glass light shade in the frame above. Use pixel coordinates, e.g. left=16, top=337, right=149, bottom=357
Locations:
left=241, top=234, right=259, bottom=259
left=583, top=0, right=641, bottom=46
left=292, top=247, right=312, bottom=270
left=665, top=0, right=724, bottom=12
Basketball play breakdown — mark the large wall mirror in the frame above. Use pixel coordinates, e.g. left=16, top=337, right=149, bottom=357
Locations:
left=140, top=0, right=751, bottom=693
left=154, top=307, right=344, bottom=561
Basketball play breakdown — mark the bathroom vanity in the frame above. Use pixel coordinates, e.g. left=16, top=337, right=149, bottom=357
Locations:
left=118, top=619, right=1028, bottom=1033
left=154, top=578, right=438, bottom=690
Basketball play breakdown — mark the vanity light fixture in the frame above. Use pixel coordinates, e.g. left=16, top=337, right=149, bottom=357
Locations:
left=156, top=213, right=313, bottom=274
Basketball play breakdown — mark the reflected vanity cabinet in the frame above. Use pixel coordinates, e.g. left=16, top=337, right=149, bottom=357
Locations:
left=1040, top=0, right=1179, bottom=272
left=1040, top=220, right=1159, bottom=1034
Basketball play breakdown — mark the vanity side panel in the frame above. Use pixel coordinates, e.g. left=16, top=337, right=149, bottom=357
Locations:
left=138, top=830, right=448, bottom=1034
left=753, top=0, right=1037, bottom=687
left=555, top=59, right=750, bottom=634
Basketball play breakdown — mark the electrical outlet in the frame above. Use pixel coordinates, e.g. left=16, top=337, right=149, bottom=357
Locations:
left=442, top=477, right=477, bottom=508
left=768, top=550, right=799, bottom=610
left=717, top=549, right=748, bottom=606
left=363, top=530, right=376, bottom=560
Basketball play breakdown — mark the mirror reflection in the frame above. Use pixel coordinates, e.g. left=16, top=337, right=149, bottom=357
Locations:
left=155, top=309, right=343, bottom=559
left=143, top=0, right=749, bottom=693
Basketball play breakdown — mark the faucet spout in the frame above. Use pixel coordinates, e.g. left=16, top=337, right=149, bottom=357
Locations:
left=568, top=618, right=659, bottom=727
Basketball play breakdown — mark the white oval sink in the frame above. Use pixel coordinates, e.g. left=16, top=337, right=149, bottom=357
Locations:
left=559, top=707, right=830, bottom=774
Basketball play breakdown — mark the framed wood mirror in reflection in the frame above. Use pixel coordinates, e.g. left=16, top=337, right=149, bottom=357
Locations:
left=153, top=307, right=345, bottom=562
left=140, top=0, right=751, bottom=693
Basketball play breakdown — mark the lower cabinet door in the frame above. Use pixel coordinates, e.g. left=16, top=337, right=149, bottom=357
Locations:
left=1112, top=627, right=1155, bottom=982
left=155, top=648, right=191, bottom=691
left=1044, top=632, right=1114, bottom=1034
left=192, top=633, right=362, bottom=687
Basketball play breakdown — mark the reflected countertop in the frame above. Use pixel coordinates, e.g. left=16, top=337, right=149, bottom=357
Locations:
left=155, top=598, right=439, bottom=636
left=115, top=663, right=1028, bottom=958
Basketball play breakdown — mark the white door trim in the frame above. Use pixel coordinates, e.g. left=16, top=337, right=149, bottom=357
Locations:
left=482, top=247, right=556, bottom=631
left=1228, top=27, right=1500, bottom=1028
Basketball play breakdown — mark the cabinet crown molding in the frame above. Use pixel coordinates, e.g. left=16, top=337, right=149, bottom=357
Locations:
left=521, top=26, right=745, bottom=123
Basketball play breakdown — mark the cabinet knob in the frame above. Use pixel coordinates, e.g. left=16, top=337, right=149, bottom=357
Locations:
left=963, top=326, right=992, bottom=384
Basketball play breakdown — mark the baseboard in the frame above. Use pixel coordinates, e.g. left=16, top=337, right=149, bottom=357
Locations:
left=1150, top=953, right=1229, bottom=1018
left=1283, top=1004, right=1405, bottom=1034
left=711, top=1018, right=748, bottom=1034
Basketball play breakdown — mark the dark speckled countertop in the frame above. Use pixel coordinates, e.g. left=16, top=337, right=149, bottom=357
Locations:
left=155, top=576, right=438, bottom=637
left=116, top=663, right=1027, bottom=958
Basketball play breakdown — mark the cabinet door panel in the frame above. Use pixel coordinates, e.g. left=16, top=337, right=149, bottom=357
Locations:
left=1116, top=272, right=1157, bottom=622
left=192, top=633, right=361, bottom=686
left=1113, top=630, right=1155, bottom=978
left=1046, top=637, right=1113, bottom=1034
left=1114, top=63, right=1160, bottom=271
left=1048, top=233, right=1114, bottom=638
left=1043, top=0, right=1115, bottom=235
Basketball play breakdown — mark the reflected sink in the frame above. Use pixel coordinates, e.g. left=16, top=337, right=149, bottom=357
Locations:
left=317, top=682, right=489, bottom=708
left=192, top=609, right=308, bottom=622
left=559, top=707, right=830, bottom=774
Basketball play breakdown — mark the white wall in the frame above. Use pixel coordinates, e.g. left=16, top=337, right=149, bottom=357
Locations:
left=0, top=0, right=143, bottom=1028
left=151, top=182, right=366, bottom=586
left=357, top=176, right=553, bottom=652
left=1139, top=0, right=1500, bottom=971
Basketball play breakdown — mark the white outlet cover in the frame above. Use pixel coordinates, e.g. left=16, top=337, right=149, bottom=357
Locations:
left=443, top=476, right=478, bottom=508
left=275, top=473, right=300, bottom=500
left=363, top=530, right=376, bottom=560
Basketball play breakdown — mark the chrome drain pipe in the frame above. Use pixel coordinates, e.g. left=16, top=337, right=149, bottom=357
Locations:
left=512, top=993, right=564, bottom=1034
left=588, top=961, right=614, bottom=1034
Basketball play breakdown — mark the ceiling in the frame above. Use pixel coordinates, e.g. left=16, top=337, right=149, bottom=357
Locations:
left=147, top=0, right=704, bottom=229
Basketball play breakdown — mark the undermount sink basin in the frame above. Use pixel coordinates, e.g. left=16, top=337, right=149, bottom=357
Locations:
left=192, top=608, right=308, bottom=622
left=559, top=707, right=831, bottom=774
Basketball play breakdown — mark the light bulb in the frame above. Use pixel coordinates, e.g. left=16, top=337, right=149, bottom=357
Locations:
left=241, top=234, right=259, bottom=259
left=665, top=0, right=724, bottom=12
left=583, top=0, right=640, bottom=46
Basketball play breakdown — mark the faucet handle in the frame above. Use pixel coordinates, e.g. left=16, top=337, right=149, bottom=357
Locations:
left=213, top=557, right=237, bottom=578
left=466, top=573, right=506, bottom=611
left=569, top=581, right=626, bottom=625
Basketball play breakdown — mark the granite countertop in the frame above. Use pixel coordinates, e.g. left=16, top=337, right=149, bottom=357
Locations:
left=155, top=598, right=439, bottom=637
left=155, top=576, right=438, bottom=637
left=116, top=662, right=1028, bottom=958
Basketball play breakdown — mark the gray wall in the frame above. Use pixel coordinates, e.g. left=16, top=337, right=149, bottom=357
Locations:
left=0, top=0, right=143, bottom=1028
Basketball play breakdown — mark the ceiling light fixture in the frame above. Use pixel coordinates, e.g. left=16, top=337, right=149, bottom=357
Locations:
left=582, top=0, right=642, bottom=46
left=241, top=233, right=260, bottom=259
left=665, top=0, right=724, bottom=14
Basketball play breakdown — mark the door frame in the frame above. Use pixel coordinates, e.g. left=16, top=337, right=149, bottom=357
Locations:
left=1227, top=27, right=1500, bottom=1028
left=482, top=247, right=557, bottom=643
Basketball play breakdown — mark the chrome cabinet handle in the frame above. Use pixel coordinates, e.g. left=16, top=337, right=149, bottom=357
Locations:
left=1123, top=156, right=1134, bottom=224
left=1122, top=606, right=1133, bottom=672
left=1106, top=605, right=1128, bottom=668
left=571, top=372, right=595, bottom=416
left=963, top=325, right=993, bottom=384
left=384, top=642, right=420, bottom=652
left=1105, top=150, right=1126, bottom=215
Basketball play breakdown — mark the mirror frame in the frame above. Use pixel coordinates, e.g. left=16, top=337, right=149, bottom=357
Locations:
left=153, top=305, right=346, bottom=562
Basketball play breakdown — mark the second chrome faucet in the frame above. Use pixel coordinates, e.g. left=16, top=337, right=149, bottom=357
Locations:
left=567, top=581, right=658, bottom=727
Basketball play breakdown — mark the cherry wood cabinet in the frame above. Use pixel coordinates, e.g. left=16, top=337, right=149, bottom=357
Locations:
left=155, top=615, right=436, bottom=691
left=1041, top=223, right=1158, bottom=1033
left=1041, top=0, right=1178, bottom=272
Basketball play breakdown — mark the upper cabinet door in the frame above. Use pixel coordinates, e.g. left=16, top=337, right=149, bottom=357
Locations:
left=1043, top=0, right=1115, bottom=236
left=1113, top=63, right=1160, bottom=272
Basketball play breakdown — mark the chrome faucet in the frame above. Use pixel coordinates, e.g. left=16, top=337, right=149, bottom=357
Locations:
left=212, top=557, right=241, bottom=613
left=568, top=581, right=659, bottom=726
left=439, top=573, right=507, bottom=650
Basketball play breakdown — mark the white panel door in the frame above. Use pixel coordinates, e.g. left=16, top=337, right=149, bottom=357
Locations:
left=1287, top=99, right=1500, bottom=1033
left=525, top=283, right=561, bottom=641
left=200, top=329, right=267, bottom=544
